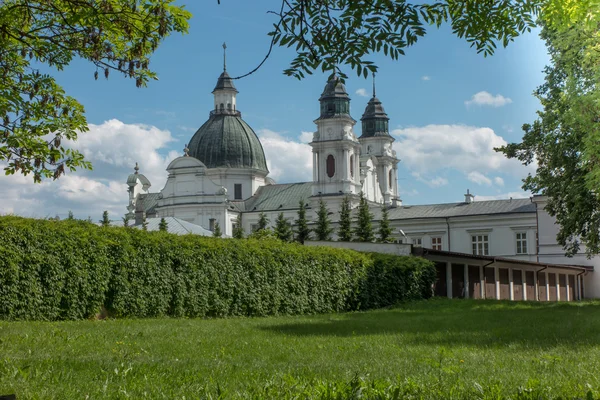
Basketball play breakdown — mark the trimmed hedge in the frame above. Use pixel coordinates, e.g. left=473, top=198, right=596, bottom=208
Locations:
left=0, top=216, right=435, bottom=320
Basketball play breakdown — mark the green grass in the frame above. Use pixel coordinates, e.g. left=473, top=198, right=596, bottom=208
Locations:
left=1, top=298, right=600, bottom=399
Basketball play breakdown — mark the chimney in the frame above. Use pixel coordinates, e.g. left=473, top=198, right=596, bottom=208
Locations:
left=464, top=189, right=474, bottom=204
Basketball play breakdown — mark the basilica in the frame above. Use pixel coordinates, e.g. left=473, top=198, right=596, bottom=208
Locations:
left=125, top=61, right=599, bottom=300
left=126, top=62, right=400, bottom=237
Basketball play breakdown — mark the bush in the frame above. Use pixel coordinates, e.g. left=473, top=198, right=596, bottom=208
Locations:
left=358, top=253, right=437, bottom=309
left=0, top=216, right=436, bottom=320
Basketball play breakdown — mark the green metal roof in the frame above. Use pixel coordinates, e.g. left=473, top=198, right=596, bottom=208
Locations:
left=212, top=71, right=238, bottom=93
left=188, top=114, right=269, bottom=172
left=243, top=182, right=313, bottom=211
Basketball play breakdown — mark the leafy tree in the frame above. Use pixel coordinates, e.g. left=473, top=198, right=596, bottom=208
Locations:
left=142, top=214, right=148, bottom=231
left=122, top=214, right=131, bottom=228
left=100, top=210, right=110, bottom=227
left=67, top=210, right=74, bottom=220
left=254, top=0, right=540, bottom=80
left=338, top=196, right=353, bottom=242
left=232, top=214, right=244, bottom=239
left=354, top=192, right=374, bottom=242
left=257, top=212, right=269, bottom=231
left=314, top=199, right=333, bottom=241
left=0, top=1, right=191, bottom=181
left=158, top=217, right=168, bottom=232
left=213, top=222, right=222, bottom=237
left=294, top=199, right=311, bottom=244
left=274, top=212, right=293, bottom=242
left=497, top=19, right=600, bottom=256
left=378, top=207, right=393, bottom=243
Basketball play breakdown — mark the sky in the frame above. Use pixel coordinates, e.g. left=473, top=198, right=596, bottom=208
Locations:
left=0, top=1, right=551, bottom=220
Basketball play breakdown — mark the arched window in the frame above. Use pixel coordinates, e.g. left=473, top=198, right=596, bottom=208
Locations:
left=326, top=155, right=335, bottom=178
left=220, top=103, right=224, bottom=111
left=227, top=103, right=231, bottom=110
left=350, top=154, right=354, bottom=177
left=388, top=169, right=393, bottom=189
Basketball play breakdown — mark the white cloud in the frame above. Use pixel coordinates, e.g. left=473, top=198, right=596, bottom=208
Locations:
left=502, top=124, right=514, bottom=133
left=0, top=119, right=178, bottom=220
left=494, top=177, right=505, bottom=186
left=467, top=171, right=492, bottom=186
left=475, top=191, right=530, bottom=201
left=257, top=129, right=313, bottom=184
left=421, top=76, right=431, bottom=81
left=392, top=124, right=534, bottom=180
left=355, top=88, right=369, bottom=97
left=299, top=131, right=314, bottom=143
left=465, top=91, right=512, bottom=108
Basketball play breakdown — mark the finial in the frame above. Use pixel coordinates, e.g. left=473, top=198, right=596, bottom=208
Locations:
left=184, top=143, right=190, bottom=157
left=222, top=42, right=227, bottom=71
left=372, top=72, right=376, bottom=97
left=134, top=162, right=139, bottom=174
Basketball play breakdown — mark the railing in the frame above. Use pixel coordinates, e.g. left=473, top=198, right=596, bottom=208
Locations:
left=210, top=110, right=242, bottom=117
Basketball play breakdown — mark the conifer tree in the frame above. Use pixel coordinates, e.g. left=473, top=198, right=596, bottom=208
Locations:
left=142, top=214, right=148, bottom=231
left=67, top=210, right=74, bottom=220
left=213, top=222, right=222, bottom=237
left=158, top=217, right=168, bottom=232
left=233, top=214, right=245, bottom=239
left=338, top=196, right=353, bottom=242
left=257, top=212, right=269, bottom=231
left=274, top=212, right=293, bottom=242
left=100, top=211, right=110, bottom=227
left=294, top=199, right=311, bottom=244
left=314, top=198, right=333, bottom=241
left=378, top=206, right=393, bottom=243
left=354, top=191, right=374, bottom=242
left=122, top=214, right=131, bottom=228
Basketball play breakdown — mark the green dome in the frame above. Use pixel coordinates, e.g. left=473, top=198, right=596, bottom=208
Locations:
left=188, top=114, right=269, bottom=173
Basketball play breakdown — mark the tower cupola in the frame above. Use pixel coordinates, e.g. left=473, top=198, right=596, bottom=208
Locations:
left=212, top=43, right=239, bottom=116
left=317, top=72, right=352, bottom=120
left=360, top=77, right=390, bottom=138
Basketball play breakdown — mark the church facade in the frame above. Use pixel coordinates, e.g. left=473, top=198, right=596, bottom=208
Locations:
left=125, top=64, right=599, bottom=299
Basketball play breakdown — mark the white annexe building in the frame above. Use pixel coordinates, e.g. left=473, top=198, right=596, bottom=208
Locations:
left=124, top=62, right=597, bottom=301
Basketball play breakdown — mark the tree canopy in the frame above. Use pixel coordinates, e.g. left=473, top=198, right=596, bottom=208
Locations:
left=258, top=0, right=541, bottom=80
left=0, top=0, right=191, bottom=182
left=497, top=11, right=600, bottom=256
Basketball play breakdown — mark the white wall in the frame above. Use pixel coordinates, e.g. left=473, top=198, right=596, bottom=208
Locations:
left=534, top=196, right=599, bottom=298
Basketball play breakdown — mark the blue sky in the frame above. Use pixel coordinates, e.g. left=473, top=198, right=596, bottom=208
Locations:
left=1, top=1, right=550, bottom=219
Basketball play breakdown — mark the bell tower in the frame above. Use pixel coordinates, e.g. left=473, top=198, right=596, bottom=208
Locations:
left=309, top=73, right=362, bottom=197
left=358, top=75, right=400, bottom=205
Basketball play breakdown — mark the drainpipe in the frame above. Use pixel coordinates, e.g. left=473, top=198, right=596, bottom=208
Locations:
left=446, top=217, right=451, bottom=251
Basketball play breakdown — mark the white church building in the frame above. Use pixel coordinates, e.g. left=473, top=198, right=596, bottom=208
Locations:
left=124, top=62, right=598, bottom=301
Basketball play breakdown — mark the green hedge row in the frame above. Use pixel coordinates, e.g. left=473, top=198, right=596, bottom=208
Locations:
left=0, top=216, right=435, bottom=320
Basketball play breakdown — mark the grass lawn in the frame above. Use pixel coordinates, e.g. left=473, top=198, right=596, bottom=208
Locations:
left=1, top=298, right=600, bottom=399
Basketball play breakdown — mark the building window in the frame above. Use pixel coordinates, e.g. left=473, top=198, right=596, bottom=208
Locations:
left=350, top=154, right=354, bottom=177
left=472, top=234, right=489, bottom=255
left=388, top=170, right=392, bottom=189
left=431, top=237, right=442, bottom=251
left=234, top=184, right=242, bottom=200
left=412, top=237, right=422, bottom=247
left=250, top=224, right=259, bottom=232
left=209, top=218, right=216, bottom=232
left=220, top=103, right=224, bottom=111
left=227, top=103, right=231, bottom=110
left=516, top=232, right=527, bottom=254
left=326, top=155, right=335, bottom=178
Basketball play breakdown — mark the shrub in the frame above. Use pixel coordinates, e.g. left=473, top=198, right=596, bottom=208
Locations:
left=0, top=216, right=436, bottom=321
left=358, top=253, right=436, bottom=309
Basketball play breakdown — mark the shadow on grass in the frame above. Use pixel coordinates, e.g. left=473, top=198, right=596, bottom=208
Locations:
left=260, top=298, right=600, bottom=348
